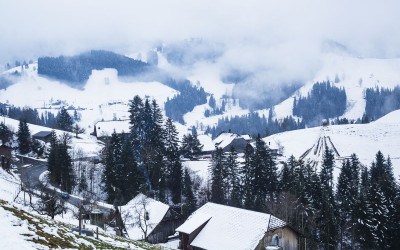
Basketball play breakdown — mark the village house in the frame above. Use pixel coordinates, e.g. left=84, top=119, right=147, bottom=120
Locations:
left=32, top=131, right=53, bottom=143
left=213, top=132, right=252, bottom=153
left=121, top=193, right=185, bottom=244
left=176, top=202, right=301, bottom=250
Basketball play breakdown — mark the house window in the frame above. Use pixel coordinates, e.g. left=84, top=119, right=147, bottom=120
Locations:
left=271, top=234, right=280, bottom=246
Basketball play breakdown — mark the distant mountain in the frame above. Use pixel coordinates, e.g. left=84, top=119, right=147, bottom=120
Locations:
left=38, top=50, right=153, bottom=88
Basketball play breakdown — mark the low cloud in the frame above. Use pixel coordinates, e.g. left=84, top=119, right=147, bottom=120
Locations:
left=1, top=0, right=399, bottom=103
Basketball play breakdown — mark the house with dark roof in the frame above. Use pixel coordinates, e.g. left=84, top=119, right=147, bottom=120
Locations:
left=213, top=132, right=252, bottom=153
left=176, top=202, right=300, bottom=250
left=32, top=131, right=53, bottom=143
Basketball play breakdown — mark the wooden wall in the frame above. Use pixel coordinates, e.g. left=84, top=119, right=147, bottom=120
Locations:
left=256, top=226, right=299, bottom=250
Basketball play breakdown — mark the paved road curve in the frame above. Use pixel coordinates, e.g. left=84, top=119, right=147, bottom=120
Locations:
left=15, top=155, right=112, bottom=213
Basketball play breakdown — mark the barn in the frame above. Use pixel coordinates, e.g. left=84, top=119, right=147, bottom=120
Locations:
left=32, top=131, right=53, bottom=143
left=121, top=193, right=185, bottom=244
left=176, top=202, right=300, bottom=250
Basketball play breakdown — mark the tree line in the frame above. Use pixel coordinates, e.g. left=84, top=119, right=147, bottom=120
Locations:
left=293, top=81, right=347, bottom=126
left=102, top=95, right=200, bottom=216
left=38, top=50, right=151, bottom=87
left=364, top=86, right=400, bottom=121
left=205, top=108, right=305, bottom=139
left=209, top=139, right=400, bottom=249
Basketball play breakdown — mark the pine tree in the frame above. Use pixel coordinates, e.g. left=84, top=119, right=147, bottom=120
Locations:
left=355, top=166, right=375, bottom=249
left=181, top=134, right=203, bottom=159
left=164, top=118, right=183, bottom=204
left=336, top=159, right=359, bottom=249
left=17, top=120, right=31, bottom=154
left=318, top=148, right=338, bottom=249
left=182, top=168, right=197, bottom=217
left=210, top=147, right=225, bottom=204
left=369, top=151, right=397, bottom=247
left=251, top=134, right=277, bottom=211
left=0, top=122, right=12, bottom=144
left=242, top=143, right=254, bottom=209
left=57, top=107, right=73, bottom=131
left=47, top=131, right=60, bottom=185
left=280, top=155, right=296, bottom=192
left=129, top=95, right=145, bottom=154
left=226, top=146, right=241, bottom=207
left=102, top=131, right=122, bottom=204
left=58, top=133, right=74, bottom=193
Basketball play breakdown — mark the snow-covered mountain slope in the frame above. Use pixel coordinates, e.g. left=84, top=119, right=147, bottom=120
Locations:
left=272, top=53, right=400, bottom=121
left=183, top=53, right=400, bottom=130
left=0, top=64, right=178, bottom=109
left=264, top=109, right=400, bottom=178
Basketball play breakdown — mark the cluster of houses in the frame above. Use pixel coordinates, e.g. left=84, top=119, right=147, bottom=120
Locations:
left=108, top=193, right=301, bottom=250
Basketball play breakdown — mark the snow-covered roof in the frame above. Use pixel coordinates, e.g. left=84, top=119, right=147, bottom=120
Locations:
left=121, top=193, right=170, bottom=241
left=240, top=134, right=252, bottom=141
left=175, top=213, right=211, bottom=234
left=213, top=132, right=240, bottom=149
left=197, top=134, right=214, bottom=151
left=176, top=202, right=287, bottom=250
left=95, top=120, right=130, bottom=137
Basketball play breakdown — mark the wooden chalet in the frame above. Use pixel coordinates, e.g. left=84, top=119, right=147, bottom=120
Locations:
left=32, top=131, right=53, bottom=143
left=213, top=132, right=252, bottom=153
left=121, top=193, right=185, bottom=244
left=176, top=202, right=301, bottom=250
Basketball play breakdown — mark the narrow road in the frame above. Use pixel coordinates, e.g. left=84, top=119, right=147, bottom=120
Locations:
left=15, top=155, right=112, bottom=213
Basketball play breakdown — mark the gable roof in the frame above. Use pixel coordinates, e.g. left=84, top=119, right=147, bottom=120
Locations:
left=176, top=202, right=287, bottom=250
left=32, top=131, right=52, bottom=138
left=121, top=193, right=170, bottom=240
left=213, top=132, right=241, bottom=149
left=197, top=134, right=215, bottom=152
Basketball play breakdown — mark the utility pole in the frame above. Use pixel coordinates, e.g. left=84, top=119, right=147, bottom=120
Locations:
left=21, top=156, right=25, bottom=205
left=79, top=206, right=82, bottom=235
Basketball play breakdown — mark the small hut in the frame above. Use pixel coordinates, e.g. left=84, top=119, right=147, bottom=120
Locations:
left=90, top=205, right=104, bottom=228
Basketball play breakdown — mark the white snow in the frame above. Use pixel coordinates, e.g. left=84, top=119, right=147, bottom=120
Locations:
left=265, top=109, right=400, bottom=179
left=95, top=120, right=131, bottom=137
left=197, top=135, right=214, bottom=151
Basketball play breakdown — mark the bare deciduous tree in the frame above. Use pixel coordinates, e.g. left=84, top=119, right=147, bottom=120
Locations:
left=31, top=183, right=65, bottom=219
left=72, top=124, right=86, bottom=138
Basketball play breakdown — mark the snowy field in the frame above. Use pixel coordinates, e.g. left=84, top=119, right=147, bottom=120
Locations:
left=265, top=109, right=400, bottom=179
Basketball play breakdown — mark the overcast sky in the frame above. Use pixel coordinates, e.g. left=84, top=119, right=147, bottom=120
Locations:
left=1, top=0, right=399, bottom=63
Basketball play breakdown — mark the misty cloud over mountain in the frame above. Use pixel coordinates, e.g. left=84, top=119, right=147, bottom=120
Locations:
left=1, top=0, right=400, bottom=109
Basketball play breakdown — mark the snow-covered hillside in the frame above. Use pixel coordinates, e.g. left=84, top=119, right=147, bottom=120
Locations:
left=0, top=167, right=170, bottom=249
left=264, top=109, right=400, bottom=178
left=182, top=53, right=400, bottom=130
